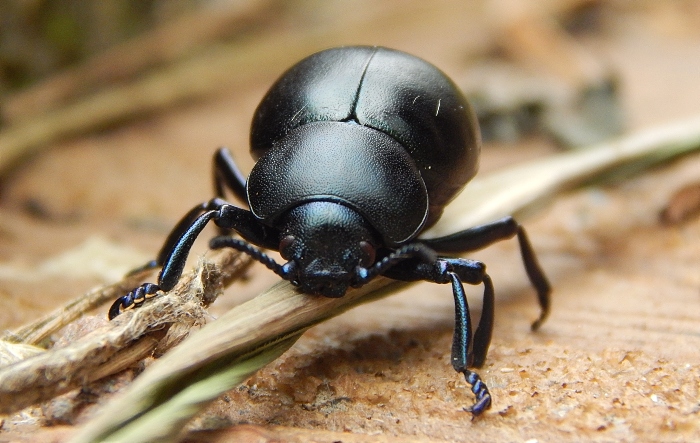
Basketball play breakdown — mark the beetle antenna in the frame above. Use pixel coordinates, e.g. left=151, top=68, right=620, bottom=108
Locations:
left=354, top=243, right=437, bottom=286
left=209, top=236, right=296, bottom=281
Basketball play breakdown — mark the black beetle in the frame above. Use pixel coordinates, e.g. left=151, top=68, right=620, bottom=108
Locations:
left=109, top=46, right=551, bottom=415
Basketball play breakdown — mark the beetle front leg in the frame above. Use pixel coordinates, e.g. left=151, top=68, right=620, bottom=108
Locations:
left=124, top=197, right=229, bottom=279
left=110, top=206, right=222, bottom=320
left=438, top=258, right=495, bottom=369
left=383, top=256, right=494, bottom=415
left=446, top=269, right=494, bottom=415
left=109, top=200, right=276, bottom=320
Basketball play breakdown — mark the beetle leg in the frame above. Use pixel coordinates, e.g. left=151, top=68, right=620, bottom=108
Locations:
left=155, top=200, right=220, bottom=267
left=420, top=216, right=551, bottom=330
left=109, top=208, right=222, bottom=320
left=154, top=200, right=278, bottom=291
left=383, top=255, right=494, bottom=415
left=108, top=283, right=160, bottom=320
left=385, top=257, right=494, bottom=368
left=110, top=200, right=277, bottom=319
left=448, top=270, right=493, bottom=415
left=122, top=201, right=216, bottom=278
left=438, top=259, right=495, bottom=369
left=213, top=148, right=249, bottom=236
left=213, top=147, right=248, bottom=205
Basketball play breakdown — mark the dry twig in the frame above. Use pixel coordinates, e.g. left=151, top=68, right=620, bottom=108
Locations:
left=0, top=250, right=251, bottom=414
left=4, top=267, right=154, bottom=346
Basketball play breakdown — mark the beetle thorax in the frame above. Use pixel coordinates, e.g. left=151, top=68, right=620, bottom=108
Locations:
left=277, top=201, right=378, bottom=297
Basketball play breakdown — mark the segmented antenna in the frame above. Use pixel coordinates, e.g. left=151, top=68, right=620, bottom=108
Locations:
left=353, top=243, right=437, bottom=286
left=209, top=237, right=296, bottom=281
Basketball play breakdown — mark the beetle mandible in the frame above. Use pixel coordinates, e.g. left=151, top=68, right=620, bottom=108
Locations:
left=109, top=46, right=551, bottom=415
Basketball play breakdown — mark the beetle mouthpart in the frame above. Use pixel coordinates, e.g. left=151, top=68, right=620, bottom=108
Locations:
left=312, top=282, right=347, bottom=298
left=299, top=269, right=349, bottom=298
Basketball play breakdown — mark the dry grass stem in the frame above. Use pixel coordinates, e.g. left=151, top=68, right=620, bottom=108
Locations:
left=4, top=267, right=155, bottom=346
left=425, top=113, right=700, bottom=237
left=71, top=278, right=404, bottom=443
left=0, top=250, right=250, bottom=415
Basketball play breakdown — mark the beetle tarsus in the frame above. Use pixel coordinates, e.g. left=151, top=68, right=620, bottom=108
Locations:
left=108, top=282, right=161, bottom=320
left=463, top=369, right=492, bottom=416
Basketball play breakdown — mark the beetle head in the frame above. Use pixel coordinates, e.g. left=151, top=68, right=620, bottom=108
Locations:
left=277, top=201, right=378, bottom=297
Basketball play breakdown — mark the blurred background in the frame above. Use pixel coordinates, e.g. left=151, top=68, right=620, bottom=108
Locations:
left=1, top=1, right=699, bottom=441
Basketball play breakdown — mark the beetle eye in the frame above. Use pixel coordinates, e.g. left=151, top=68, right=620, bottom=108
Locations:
left=279, top=235, right=297, bottom=259
left=358, top=241, right=375, bottom=267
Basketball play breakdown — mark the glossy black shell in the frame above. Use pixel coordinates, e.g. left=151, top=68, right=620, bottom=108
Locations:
left=247, top=46, right=481, bottom=245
